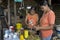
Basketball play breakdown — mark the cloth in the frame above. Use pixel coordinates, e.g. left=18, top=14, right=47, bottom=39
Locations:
left=40, top=10, right=55, bottom=38
left=27, top=13, right=38, bottom=28
left=42, top=34, right=52, bottom=40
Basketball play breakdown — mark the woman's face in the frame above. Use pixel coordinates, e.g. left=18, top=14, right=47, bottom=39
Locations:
left=40, top=5, right=47, bottom=11
left=30, top=10, right=35, bottom=15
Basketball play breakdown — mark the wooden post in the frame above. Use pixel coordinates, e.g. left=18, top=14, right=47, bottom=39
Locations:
left=14, top=2, right=17, bottom=24
left=48, top=0, right=51, bottom=5
left=8, top=0, right=10, bottom=26
left=26, top=9, right=27, bottom=14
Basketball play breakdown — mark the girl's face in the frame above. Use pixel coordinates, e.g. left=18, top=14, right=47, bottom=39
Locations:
left=30, top=10, right=35, bottom=15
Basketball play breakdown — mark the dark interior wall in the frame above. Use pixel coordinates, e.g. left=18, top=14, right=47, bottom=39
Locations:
left=53, top=5, right=60, bottom=25
left=52, top=0, right=60, bottom=24
left=52, top=0, right=60, bottom=5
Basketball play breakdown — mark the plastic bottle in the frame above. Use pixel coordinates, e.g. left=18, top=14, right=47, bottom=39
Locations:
left=9, top=26, right=15, bottom=32
left=4, top=34, right=9, bottom=40
left=4, top=30, right=9, bottom=40
left=8, top=33, right=13, bottom=40
left=13, top=33, right=19, bottom=40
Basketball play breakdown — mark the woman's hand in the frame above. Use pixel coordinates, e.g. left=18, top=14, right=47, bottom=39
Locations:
left=34, top=25, right=40, bottom=31
left=35, top=27, right=40, bottom=31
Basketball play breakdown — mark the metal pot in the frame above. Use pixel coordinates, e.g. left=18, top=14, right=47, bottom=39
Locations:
left=56, top=25, right=60, bottom=38
left=56, top=25, right=60, bottom=31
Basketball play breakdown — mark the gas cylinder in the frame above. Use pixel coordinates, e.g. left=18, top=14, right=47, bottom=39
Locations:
left=20, top=34, right=24, bottom=40
left=24, top=30, right=29, bottom=39
left=16, top=23, right=22, bottom=31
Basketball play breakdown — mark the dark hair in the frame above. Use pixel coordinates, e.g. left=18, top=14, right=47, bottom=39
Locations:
left=39, top=0, right=48, bottom=6
left=30, top=6, right=36, bottom=11
left=39, top=0, right=52, bottom=9
left=28, top=6, right=36, bottom=13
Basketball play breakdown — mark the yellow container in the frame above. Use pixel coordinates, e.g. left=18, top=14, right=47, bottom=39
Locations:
left=24, top=30, right=29, bottom=38
left=16, top=23, right=22, bottom=30
left=20, top=35, right=24, bottom=40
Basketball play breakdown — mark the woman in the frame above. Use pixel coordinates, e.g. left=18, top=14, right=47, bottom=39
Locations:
left=35, top=1, right=55, bottom=40
left=25, top=7, right=38, bottom=29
